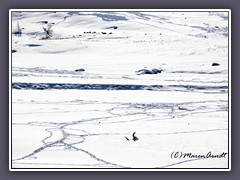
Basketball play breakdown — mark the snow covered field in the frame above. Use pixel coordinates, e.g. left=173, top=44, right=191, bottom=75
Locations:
left=10, top=10, right=230, bottom=170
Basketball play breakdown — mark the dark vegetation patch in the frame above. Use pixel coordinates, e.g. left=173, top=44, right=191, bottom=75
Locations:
left=212, top=62, right=220, bottom=66
left=27, top=44, right=42, bottom=47
left=75, top=68, right=85, bottom=72
left=136, top=68, right=163, bottom=75
left=106, top=26, right=118, bottom=29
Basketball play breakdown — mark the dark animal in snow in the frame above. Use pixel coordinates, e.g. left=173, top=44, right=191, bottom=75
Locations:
left=132, top=132, right=138, bottom=141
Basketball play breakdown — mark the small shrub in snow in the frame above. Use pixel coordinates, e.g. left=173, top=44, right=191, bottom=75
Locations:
left=13, top=21, right=22, bottom=36
left=42, top=23, right=54, bottom=39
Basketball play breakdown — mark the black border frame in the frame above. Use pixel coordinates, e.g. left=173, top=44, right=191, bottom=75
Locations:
left=9, top=9, right=231, bottom=171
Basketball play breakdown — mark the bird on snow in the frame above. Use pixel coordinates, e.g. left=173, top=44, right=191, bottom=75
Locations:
left=124, top=132, right=139, bottom=141
left=132, top=132, right=138, bottom=141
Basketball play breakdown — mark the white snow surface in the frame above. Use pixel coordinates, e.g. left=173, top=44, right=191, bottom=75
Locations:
left=11, top=11, right=229, bottom=169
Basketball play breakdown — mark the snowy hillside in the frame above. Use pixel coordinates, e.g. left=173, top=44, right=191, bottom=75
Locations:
left=11, top=10, right=229, bottom=170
